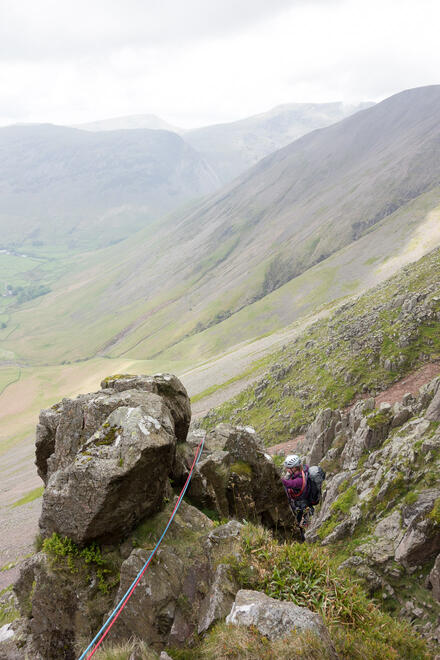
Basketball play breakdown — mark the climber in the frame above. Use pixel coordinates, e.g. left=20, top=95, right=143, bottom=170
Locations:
left=281, top=454, right=313, bottom=542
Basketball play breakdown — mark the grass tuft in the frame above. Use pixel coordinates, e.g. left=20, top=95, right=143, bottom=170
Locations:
left=223, top=523, right=431, bottom=659
left=11, top=485, right=44, bottom=508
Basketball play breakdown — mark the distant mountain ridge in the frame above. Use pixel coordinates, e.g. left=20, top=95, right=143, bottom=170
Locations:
left=72, top=101, right=374, bottom=184
left=0, top=101, right=370, bottom=249
left=0, top=123, right=220, bottom=248
left=184, top=101, right=374, bottom=182
left=74, top=113, right=181, bottom=133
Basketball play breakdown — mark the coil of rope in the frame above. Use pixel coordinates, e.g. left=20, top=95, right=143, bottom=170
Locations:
left=78, top=434, right=205, bottom=660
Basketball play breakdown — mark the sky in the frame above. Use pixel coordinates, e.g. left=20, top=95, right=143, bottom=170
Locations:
left=0, top=0, right=439, bottom=129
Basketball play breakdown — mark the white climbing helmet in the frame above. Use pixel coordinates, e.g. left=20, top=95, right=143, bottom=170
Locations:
left=284, top=454, right=302, bottom=469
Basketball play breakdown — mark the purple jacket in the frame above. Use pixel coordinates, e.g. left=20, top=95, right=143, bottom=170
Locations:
left=282, top=465, right=310, bottom=501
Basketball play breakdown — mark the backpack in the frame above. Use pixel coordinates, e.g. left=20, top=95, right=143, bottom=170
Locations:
left=308, top=466, right=326, bottom=505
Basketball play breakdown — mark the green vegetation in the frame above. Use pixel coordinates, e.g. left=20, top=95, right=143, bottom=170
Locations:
left=228, top=524, right=430, bottom=659
left=230, top=461, right=252, bottom=477
left=368, top=472, right=407, bottom=515
left=403, top=491, right=418, bottom=506
left=428, top=497, right=440, bottom=525
left=11, top=485, right=44, bottom=508
left=365, top=409, right=393, bottom=429
left=260, top=254, right=295, bottom=296
left=8, top=283, right=51, bottom=304
left=201, top=248, right=440, bottom=445
left=0, top=601, right=19, bottom=626
left=154, top=524, right=431, bottom=660
left=317, top=517, right=339, bottom=541
left=331, top=484, right=357, bottom=515
left=101, top=374, right=136, bottom=384
left=271, top=454, right=286, bottom=470
left=42, top=533, right=120, bottom=595
left=132, top=509, right=172, bottom=548
left=94, top=425, right=122, bottom=446
left=131, top=500, right=212, bottom=551
left=171, top=625, right=335, bottom=660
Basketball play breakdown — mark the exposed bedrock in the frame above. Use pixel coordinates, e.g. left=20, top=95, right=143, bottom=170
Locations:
left=174, top=423, right=296, bottom=535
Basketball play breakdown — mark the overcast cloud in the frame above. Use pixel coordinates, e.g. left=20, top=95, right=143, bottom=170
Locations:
left=0, top=0, right=438, bottom=128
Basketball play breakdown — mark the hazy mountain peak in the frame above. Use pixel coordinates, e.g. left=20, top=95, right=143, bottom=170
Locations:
left=74, top=113, right=182, bottom=133
left=184, top=100, right=374, bottom=183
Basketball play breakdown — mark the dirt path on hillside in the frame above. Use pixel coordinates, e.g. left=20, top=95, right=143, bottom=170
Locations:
left=373, top=362, right=440, bottom=406
left=267, top=361, right=440, bottom=456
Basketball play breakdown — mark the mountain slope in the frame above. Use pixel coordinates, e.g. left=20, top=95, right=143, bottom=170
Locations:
left=0, top=124, right=220, bottom=249
left=1, top=86, right=440, bottom=367
left=200, top=245, right=440, bottom=444
left=185, top=101, right=373, bottom=183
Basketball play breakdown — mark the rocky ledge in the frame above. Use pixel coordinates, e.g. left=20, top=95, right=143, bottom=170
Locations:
left=302, top=374, right=440, bottom=643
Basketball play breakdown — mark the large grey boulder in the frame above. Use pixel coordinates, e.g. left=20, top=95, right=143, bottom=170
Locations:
left=37, top=374, right=190, bottom=545
left=36, top=373, right=191, bottom=482
left=226, top=590, right=337, bottom=657
left=101, top=373, right=191, bottom=442
left=197, top=563, right=238, bottom=634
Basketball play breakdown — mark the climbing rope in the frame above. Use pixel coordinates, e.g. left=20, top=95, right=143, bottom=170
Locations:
left=78, top=434, right=205, bottom=660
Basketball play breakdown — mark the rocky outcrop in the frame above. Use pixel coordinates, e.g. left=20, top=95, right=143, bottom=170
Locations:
left=176, top=424, right=296, bottom=535
left=106, top=508, right=242, bottom=652
left=428, top=553, right=440, bottom=601
left=37, top=374, right=190, bottom=545
left=12, top=500, right=242, bottom=659
left=11, top=373, right=318, bottom=659
left=197, top=563, right=238, bottom=634
left=339, top=400, right=390, bottom=471
left=425, top=381, right=440, bottom=421
left=14, top=552, right=92, bottom=660
left=305, top=374, right=440, bottom=639
left=394, top=489, right=440, bottom=567
left=226, top=589, right=337, bottom=657
left=305, top=408, right=340, bottom=466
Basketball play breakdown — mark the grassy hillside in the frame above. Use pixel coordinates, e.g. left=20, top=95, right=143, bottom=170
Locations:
left=2, top=182, right=439, bottom=369
left=200, top=246, right=440, bottom=445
